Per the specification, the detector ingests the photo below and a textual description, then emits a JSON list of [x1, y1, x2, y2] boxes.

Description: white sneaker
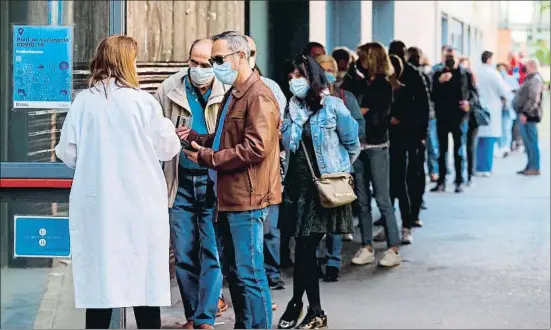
[[378, 249, 401, 267], [401, 229, 413, 245], [351, 247, 375, 265]]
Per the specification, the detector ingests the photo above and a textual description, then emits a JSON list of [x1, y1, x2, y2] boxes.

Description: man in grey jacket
[[513, 59, 544, 176]]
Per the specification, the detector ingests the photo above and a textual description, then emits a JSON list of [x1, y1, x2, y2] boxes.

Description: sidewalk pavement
[[125, 138, 550, 329]]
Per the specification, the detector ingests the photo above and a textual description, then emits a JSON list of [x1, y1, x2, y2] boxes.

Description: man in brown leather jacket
[[181, 31, 281, 329]]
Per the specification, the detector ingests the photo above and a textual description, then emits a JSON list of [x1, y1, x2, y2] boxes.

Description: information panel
[[12, 25, 73, 109], [14, 216, 70, 258]]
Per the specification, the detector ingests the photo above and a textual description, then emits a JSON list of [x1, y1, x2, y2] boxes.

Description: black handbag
[[472, 99, 491, 126]]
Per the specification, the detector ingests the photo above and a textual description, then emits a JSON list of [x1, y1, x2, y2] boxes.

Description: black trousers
[[436, 119, 466, 185], [389, 133, 412, 229], [292, 233, 325, 311], [407, 140, 426, 222], [85, 307, 161, 329], [466, 125, 479, 182]]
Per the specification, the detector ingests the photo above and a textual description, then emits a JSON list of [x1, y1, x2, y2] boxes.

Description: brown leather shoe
[[181, 320, 194, 329], [216, 297, 228, 317]]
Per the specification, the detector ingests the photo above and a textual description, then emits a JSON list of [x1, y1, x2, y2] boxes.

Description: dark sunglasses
[[209, 52, 239, 66]]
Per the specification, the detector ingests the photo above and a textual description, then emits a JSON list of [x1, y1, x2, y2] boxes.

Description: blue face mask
[[213, 61, 238, 85], [499, 69, 507, 77], [325, 72, 337, 85], [190, 67, 214, 86], [289, 77, 310, 98]]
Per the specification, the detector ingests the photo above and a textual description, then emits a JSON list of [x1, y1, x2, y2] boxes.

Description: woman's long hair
[[389, 54, 405, 90], [286, 54, 328, 112], [88, 35, 140, 96], [357, 42, 393, 79]]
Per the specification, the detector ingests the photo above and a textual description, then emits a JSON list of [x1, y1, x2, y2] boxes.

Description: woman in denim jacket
[[278, 55, 360, 330]]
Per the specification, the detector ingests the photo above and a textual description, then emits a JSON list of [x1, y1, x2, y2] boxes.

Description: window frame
[[0, 0, 125, 183]]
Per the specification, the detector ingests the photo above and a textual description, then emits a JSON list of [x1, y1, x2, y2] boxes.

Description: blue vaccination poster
[[14, 216, 71, 258], [12, 25, 73, 109]]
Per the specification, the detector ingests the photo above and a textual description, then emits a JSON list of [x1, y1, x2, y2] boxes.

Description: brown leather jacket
[[187, 71, 282, 212]]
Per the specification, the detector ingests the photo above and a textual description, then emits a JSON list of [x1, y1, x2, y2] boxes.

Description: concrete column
[[309, 1, 326, 45], [360, 0, 372, 44]]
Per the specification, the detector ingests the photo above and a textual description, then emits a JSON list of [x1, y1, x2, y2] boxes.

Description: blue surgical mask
[[213, 61, 238, 86], [499, 69, 507, 77], [190, 67, 214, 86], [289, 77, 310, 98], [325, 72, 337, 85]]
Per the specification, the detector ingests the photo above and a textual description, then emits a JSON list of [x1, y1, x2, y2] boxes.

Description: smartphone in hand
[[181, 139, 198, 151]]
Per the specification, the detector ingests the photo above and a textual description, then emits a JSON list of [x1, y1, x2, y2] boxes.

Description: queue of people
[[55, 31, 545, 330]]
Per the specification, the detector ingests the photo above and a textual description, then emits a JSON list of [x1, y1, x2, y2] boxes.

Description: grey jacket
[[513, 73, 544, 122]]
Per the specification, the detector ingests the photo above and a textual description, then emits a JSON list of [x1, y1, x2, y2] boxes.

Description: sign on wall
[[12, 25, 73, 109], [14, 216, 70, 258]]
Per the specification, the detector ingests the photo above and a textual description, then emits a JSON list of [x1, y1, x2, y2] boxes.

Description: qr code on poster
[[15, 56, 21, 62]]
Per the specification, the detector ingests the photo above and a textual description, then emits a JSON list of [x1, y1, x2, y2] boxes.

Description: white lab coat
[[55, 79, 181, 309], [476, 64, 512, 138]]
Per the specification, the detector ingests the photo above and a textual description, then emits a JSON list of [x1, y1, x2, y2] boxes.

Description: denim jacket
[[282, 95, 361, 176]]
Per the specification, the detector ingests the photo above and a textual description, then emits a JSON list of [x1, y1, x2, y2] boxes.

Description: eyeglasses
[[250, 50, 256, 57], [209, 52, 239, 66], [188, 59, 212, 69]]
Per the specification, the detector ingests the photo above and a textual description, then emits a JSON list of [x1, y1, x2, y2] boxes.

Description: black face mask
[[445, 55, 455, 70], [356, 61, 368, 76]]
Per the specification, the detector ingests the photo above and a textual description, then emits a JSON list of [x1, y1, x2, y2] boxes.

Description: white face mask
[[189, 67, 214, 87]]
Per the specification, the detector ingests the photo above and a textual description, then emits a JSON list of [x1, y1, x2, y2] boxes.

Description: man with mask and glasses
[[430, 46, 470, 193], [154, 38, 228, 329], [180, 31, 281, 329]]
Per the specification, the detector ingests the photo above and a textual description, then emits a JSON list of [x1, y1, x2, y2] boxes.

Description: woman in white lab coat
[[55, 35, 181, 329], [474, 51, 511, 176]]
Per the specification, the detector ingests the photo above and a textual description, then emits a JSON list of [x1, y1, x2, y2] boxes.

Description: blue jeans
[[499, 111, 514, 150], [427, 119, 439, 175], [219, 208, 272, 329], [170, 175, 222, 326], [357, 148, 401, 247], [520, 122, 540, 170], [476, 137, 498, 172], [316, 234, 343, 269], [264, 205, 281, 282]]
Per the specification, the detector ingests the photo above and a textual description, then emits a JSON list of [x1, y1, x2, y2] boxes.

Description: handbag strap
[[300, 140, 318, 182]]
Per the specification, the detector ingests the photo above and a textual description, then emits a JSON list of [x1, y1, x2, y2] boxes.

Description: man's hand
[[182, 141, 205, 164], [390, 117, 401, 125], [176, 126, 191, 141], [439, 72, 452, 83], [459, 100, 470, 112], [520, 114, 527, 124]]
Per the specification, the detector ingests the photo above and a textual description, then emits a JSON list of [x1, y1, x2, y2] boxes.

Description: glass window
[[0, 0, 110, 163], [466, 25, 471, 57], [126, 1, 245, 62], [441, 14, 448, 47], [450, 18, 464, 55]]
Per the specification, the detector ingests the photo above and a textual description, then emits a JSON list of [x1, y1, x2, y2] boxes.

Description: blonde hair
[[357, 42, 393, 78], [88, 35, 139, 94], [315, 55, 338, 72]]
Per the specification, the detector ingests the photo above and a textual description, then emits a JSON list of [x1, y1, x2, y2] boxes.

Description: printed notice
[[12, 25, 73, 109], [14, 216, 70, 258]]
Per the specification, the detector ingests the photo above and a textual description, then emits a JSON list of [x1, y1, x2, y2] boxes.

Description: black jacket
[[390, 63, 431, 141], [432, 66, 470, 122], [360, 76, 393, 145]]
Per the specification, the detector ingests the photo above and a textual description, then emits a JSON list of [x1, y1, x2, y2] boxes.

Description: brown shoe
[[216, 297, 228, 317], [180, 320, 194, 329], [523, 169, 541, 176], [197, 324, 214, 329]]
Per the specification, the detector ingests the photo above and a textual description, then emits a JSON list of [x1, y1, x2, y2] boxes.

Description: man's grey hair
[[211, 31, 251, 58], [526, 58, 540, 70]]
